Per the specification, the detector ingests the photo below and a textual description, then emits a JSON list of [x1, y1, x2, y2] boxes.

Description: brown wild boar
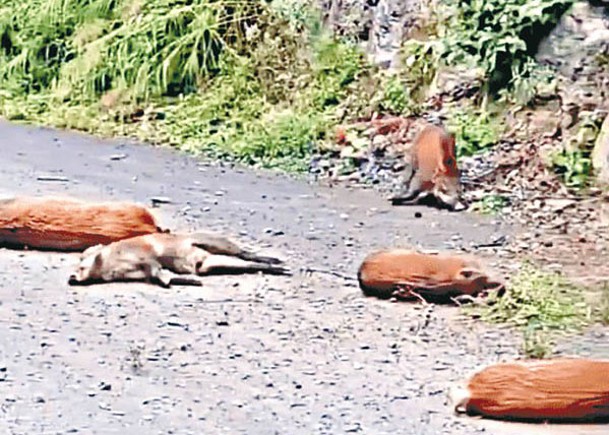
[[390, 124, 466, 211], [449, 358, 609, 422], [357, 249, 503, 303], [0, 196, 164, 251], [68, 232, 290, 288]]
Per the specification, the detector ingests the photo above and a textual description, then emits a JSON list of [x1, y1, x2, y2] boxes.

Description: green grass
[[474, 194, 510, 215], [521, 325, 555, 359], [0, 0, 394, 170], [596, 284, 609, 326], [465, 262, 596, 358], [446, 107, 501, 158], [549, 112, 604, 189]]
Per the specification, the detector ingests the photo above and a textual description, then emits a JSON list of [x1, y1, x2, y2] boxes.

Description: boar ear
[[82, 243, 104, 257], [93, 252, 103, 269], [458, 268, 478, 279], [448, 383, 470, 415]]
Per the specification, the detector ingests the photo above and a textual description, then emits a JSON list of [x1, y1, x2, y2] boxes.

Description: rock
[[429, 65, 484, 98], [318, 159, 332, 169], [319, 0, 426, 70], [150, 196, 172, 206], [340, 145, 356, 159], [371, 134, 390, 152], [36, 174, 69, 182], [600, 196, 609, 225], [544, 198, 577, 212], [109, 153, 128, 161], [536, 77, 559, 100], [592, 115, 609, 185]]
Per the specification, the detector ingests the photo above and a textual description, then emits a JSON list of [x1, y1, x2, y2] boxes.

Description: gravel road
[[1, 120, 607, 435]]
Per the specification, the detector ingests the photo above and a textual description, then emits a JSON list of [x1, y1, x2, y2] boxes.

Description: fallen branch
[[301, 267, 357, 282]]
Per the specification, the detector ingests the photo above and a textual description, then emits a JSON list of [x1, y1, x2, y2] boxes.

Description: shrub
[[438, 0, 574, 96]]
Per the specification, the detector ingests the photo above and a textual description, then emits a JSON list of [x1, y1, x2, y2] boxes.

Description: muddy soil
[[0, 120, 607, 435]]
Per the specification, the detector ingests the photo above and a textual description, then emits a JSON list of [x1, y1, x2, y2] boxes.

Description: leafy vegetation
[[550, 148, 592, 189], [396, 39, 439, 108], [379, 75, 411, 116], [2, 0, 247, 99], [476, 263, 592, 331], [446, 107, 500, 158], [0, 0, 390, 169], [475, 194, 510, 215], [549, 111, 605, 188], [438, 0, 574, 97], [521, 324, 554, 359], [465, 262, 601, 358]]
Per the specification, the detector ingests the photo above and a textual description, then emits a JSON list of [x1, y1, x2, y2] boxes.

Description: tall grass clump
[[1, 0, 266, 100]]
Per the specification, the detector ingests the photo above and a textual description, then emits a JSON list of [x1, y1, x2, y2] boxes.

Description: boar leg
[[197, 254, 291, 276], [190, 232, 284, 265], [390, 174, 428, 205], [434, 188, 467, 212]]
